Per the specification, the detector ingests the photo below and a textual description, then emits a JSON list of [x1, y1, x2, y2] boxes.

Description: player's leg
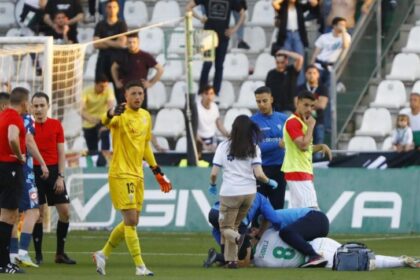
[[54, 203, 76, 264], [18, 208, 39, 267], [375, 255, 405, 269], [9, 217, 20, 264], [287, 181, 319, 209], [32, 165, 48, 265]]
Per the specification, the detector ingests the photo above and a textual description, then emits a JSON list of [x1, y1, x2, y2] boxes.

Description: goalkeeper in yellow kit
[[93, 80, 172, 276]]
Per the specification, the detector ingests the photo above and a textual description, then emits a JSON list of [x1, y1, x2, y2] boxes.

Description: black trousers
[[83, 124, 110, 153], [279, 211, 329, 258], [258, 165, 287, 209]]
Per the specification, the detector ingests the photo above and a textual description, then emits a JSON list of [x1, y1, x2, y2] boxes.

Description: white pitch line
[[334, 235, 420, 241], [35, 251, 207, 257]]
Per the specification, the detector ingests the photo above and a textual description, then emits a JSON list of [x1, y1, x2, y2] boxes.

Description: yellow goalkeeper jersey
[[102, 107, 153, 179]]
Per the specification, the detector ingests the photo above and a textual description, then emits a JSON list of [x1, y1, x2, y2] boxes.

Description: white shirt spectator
[[400, 108, 420, 131], [391, 127, 413, 146], [212, 140, 261, 196], [197, 100, 220, 139], [25, 0, 40, 8], [287, 7, 298, 31], [314, 32, 352, 64]]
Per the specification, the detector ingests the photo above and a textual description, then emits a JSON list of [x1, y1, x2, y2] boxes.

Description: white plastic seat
[[139, 28, 164, 55], [156, 54, 183, 81], [381, 136, 393, 151], [84, 53, 97, 81], [223, 108, 252, 133], [168, 27, 185, 54], [166, 81, 198, 109], [77, 27, 94, 54], [386, 53, 420, 81], [192, 60, 214, 81], [370, 80, 407, 109], [219, 81, 235, 109], [150, 0, 181, 26], [412, 80, 420, 93], [175, 136, 187, 152], [0, 3, 15, 27], [72, 136, 87, 151], [6, 28, 22, 37], [147, 81, 167, 110], [223, 53, 249, 80], [152, 136, 170, 152], [347, 136, 377, 152], [62, 109, 82, 138], [153, 108, 185, 138], [250, 53, 275, 80], [238, 26, 266, 52], [0, 56, 15, 82], [402, 26, 420, 53], [124, 1, 148, 27], [233, 81, 264, 109], [250, 0, 275, 27], [355, 108, 392, 137]]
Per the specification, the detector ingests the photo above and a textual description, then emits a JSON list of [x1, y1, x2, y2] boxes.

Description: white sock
[[18, 249, 28, 256], [375, 255, 404, 268], [10, 253, 18, 264]]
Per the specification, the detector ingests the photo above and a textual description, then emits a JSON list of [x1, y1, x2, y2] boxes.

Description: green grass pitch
[[4, 231, 420, 280]]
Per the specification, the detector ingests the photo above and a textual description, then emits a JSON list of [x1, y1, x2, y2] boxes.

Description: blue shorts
[[19, 166, 39, 212]]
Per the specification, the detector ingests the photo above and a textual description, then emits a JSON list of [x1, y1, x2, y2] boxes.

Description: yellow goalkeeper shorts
[[108, 176, 144, 211]]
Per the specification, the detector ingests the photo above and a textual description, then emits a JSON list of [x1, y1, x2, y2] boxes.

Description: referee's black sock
[[0, 221, 13, 267], [56, 221, 69, 255], [33, 222, 43, 257]]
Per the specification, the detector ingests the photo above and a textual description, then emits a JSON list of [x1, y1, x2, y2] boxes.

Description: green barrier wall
[[66, 167, 420, 233]]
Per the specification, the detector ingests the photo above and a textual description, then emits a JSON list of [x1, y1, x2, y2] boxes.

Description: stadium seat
[[150, 0, 181, 26], [166, 81, 198, 109], [72, 136, 87, 151], [124, 1, 148, 27], [139, 28, 164, 55], [402, 26, 420, 53], [370, 80, 407, 109], [250, 0, 275, 27], [168, 27, 185, 54], [223, 108, 252, 133], [386, 53, 420, 81], [412, 80, 420, 93], [0, 56, 15, 82], [84, 53, 98, 81], [381, 136, 393, 151], [233, 80, 264, 109], [237, 26, 266, 53], [355, 108, 392, 137], [77, 27, 94, 54], [153, 108, 186, 138], [192, 6, 204, 27], [156, 54, 183, 81], [62, 109, 82, 138], [219, 81, 235, 109], [347, 136, 377, 152], [6, 28, 22, 37], [192, 60, 215, 81], [147, 81, 167, 110], [0, 2, 15, 27], [250, 53, 276, 80], [152, 136, 170, 152], [223, 53, 249, 81], [175, 136, 187, 153]]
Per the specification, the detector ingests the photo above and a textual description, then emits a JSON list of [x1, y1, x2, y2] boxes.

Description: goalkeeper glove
[[208, 183, 217, 196], [150, 166, 172, 193], [267, 179, 278, 189], [114, 103, 126, 116]]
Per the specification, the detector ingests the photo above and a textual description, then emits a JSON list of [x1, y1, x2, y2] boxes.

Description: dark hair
[[305, 64, 319, 72], [10, 87, 29, 105], [254, 86, 271, 95], [95, 73, 109, 83], [229, 115, 260, 160], [332, 17, 346, 26], [0, 92, 10, 101], [53, 11, 67, 20], [201, 85, 215, 94], [297, 90, 316, 101], [31, 91, 50, 104], [127, 32, 139, 39], [124, 80, 144, 91], [106, 0, 118, 5]]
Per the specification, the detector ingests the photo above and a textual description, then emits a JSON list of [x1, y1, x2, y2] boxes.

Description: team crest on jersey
[[227, 154, 234, 161], [277, 124, 282, 130]]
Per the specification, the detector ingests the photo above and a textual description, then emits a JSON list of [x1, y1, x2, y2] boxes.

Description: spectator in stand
[[296, 65, 328, 159], [43, 0, 84, 42], [98, 0, 126, 20], [325, 0, 373, 33], [111, 33, 164, 106], [391, 114, 414, 152], [93, 0, 128, 100], [235, 1, 250, 49], [271, 0, 319, 84], [81, 74, 116, 155], [46, 12, 78, 44], [400, 92, 420, 149], [251, 86, 288, 209], [20, 0, 48, 34], [196, 86, 229, 151], [265, 49, 303, 115], [186, 0, 246, 95]]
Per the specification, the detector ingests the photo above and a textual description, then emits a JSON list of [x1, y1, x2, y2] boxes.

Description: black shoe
[[55, 253, 77, 265], [238, 41, 250, 50], [35, 253, 43, 265], [203, 248, 217, 268], [0, 263, 25, 274]]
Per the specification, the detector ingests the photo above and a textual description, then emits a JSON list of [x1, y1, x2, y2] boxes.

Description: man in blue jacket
[[251, 86, 288, 209]]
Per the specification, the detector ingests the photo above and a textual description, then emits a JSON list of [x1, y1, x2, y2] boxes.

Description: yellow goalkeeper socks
[[124, 225, 144, 266], [102, 221, 125, 257]]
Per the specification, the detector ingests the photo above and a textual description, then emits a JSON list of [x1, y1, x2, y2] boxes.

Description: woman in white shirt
[[209, 115, 278, 268]]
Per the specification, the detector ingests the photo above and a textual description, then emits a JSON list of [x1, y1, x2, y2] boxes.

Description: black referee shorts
[[34, 164, 70, 206], [0, 162, 24, 210]]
